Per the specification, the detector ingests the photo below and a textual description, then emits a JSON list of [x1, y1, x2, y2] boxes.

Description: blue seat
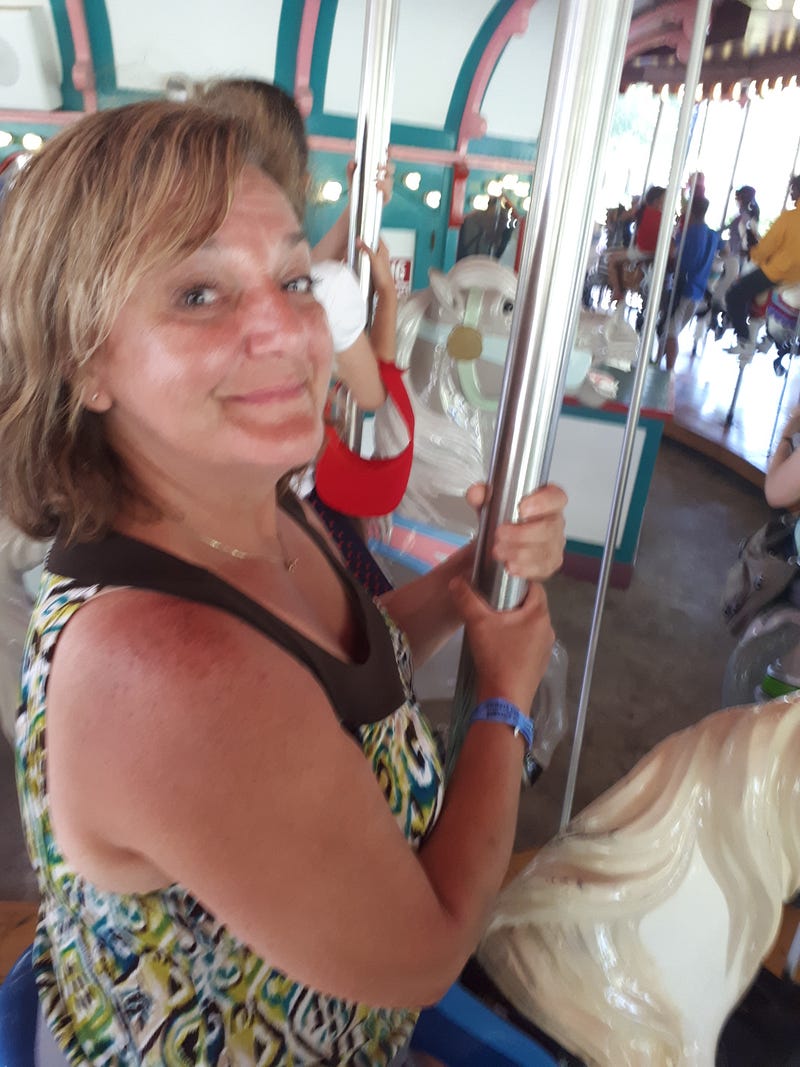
[[0, 945, 37, 1066], [410, 982, 559, 1067]]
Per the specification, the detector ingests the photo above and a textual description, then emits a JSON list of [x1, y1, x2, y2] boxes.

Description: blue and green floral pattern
[[16, 569, 445, 1065]]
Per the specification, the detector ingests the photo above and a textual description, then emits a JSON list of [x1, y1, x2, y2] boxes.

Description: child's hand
[[345, 160, 394, 205], [376, 161, 394, 205], [357, 239, 395, 298], [466, 483, 567, 581]]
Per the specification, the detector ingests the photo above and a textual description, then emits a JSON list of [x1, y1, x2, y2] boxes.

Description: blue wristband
[[470, 698, 534, 752]]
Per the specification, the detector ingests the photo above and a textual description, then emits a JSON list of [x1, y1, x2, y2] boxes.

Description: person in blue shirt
[[662, 195, 719, 370]]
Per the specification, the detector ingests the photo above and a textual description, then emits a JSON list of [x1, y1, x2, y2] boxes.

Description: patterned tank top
[[15, 501, 445, 1065]]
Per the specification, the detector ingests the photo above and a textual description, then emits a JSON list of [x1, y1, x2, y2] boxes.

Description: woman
[[606, 185, 665, 304], [200, 78, 396, 412], [725, 174, 800, 360], [0, 101, 566, 1065]]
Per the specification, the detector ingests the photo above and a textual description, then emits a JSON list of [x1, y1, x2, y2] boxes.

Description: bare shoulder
[[48, 586, 318, 741], [45, 585, 354, 886], [51, 587, 250, 705]]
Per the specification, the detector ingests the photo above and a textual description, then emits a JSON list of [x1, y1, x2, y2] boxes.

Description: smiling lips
[[225, 381, 309, 404]]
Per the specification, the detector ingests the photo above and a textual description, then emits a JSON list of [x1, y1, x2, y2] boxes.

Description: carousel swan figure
[[477, 696, 800, 1067], [384, 254, 520, 537], [378, 255, 623, 539]]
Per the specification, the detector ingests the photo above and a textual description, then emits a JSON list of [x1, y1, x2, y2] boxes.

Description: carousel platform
[[665, 323, 796, 486]]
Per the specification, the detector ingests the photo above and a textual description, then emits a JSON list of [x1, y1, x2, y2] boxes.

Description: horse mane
[[478, 699, 800, 1065]]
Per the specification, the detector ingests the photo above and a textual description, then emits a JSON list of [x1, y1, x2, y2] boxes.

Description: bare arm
[[312, 206, 350, 263], [333, 241, 398, 410], [380, 483, 567, 665], [361, 239, 397, 365], [335, 334, 386, 410], [46, 579, 552, 1009], [765, 406, 800, 509], [311, 161, 394, 265]]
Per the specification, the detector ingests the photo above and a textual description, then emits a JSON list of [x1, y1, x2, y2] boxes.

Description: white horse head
[[478, 698, 800, 1067]]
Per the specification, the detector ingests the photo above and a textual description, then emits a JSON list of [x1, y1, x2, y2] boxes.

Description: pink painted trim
[[309, 134, 356, 154], [308, 134, 535, 174], [0, 109, 83, 127], [294, 0, 321, 118], [65, 0, 97, 112], [456, 0, 535, 156]]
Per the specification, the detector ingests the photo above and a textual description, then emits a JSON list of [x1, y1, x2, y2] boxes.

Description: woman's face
[[92, 166, 332, 486]]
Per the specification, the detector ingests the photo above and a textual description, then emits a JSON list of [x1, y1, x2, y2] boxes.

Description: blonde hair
[[0, 99, 295, 541]]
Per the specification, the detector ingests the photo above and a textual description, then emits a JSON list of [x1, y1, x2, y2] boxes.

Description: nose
[[239, 280, 308, 359]]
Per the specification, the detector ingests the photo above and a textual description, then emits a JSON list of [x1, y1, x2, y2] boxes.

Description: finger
[[494, 515, 566, 557], [516, 483, 568, 521], [496, 551, 564, 581], [493, 526, 565, 578], [466, 483, 488, 511]]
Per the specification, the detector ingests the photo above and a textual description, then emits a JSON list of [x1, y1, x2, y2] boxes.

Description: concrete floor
[[0, 436, 770, 900], [515, 435, 769, 847]]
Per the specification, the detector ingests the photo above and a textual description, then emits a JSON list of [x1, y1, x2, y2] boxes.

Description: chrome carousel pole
[[640, 91, 666, 202], [784, 131, 800, 211], [560, 0, 715, 827], [446, 0, 635, 770], [768, 306, 800, 456], [719, 92, 752, 232], [342, 0, 400, 451], [659, 97, 709, 363], [724, 115, 799, 427], [717, 91, 754, 420]]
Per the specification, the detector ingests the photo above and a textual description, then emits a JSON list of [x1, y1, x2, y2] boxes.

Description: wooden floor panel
[[666, 327, 798, 485]]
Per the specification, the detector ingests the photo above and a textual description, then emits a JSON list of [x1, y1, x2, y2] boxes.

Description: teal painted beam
[[83, 0, 117, 95], [274, 0, 306, 93], [47, 1, 82, 111], [444, 1, 514, 138]]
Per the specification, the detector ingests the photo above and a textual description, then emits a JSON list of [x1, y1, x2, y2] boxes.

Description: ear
[[79, 371, 112, 414]]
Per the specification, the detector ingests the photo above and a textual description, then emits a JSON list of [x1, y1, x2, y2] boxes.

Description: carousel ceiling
[[0, 0, 797, 149], [624, 0, 800, 95]]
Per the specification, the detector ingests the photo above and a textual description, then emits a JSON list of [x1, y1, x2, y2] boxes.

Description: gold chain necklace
[[195, 531, 299, 572]]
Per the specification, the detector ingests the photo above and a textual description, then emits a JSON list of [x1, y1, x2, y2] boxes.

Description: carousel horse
[[477, 697, 800, 1067], [0, 518, 46, 745], [762, 283, 800, 376]]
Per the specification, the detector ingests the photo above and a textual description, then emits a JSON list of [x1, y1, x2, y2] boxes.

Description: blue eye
[[284, 275, 315, 294], [181, 286, 217, 308]]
